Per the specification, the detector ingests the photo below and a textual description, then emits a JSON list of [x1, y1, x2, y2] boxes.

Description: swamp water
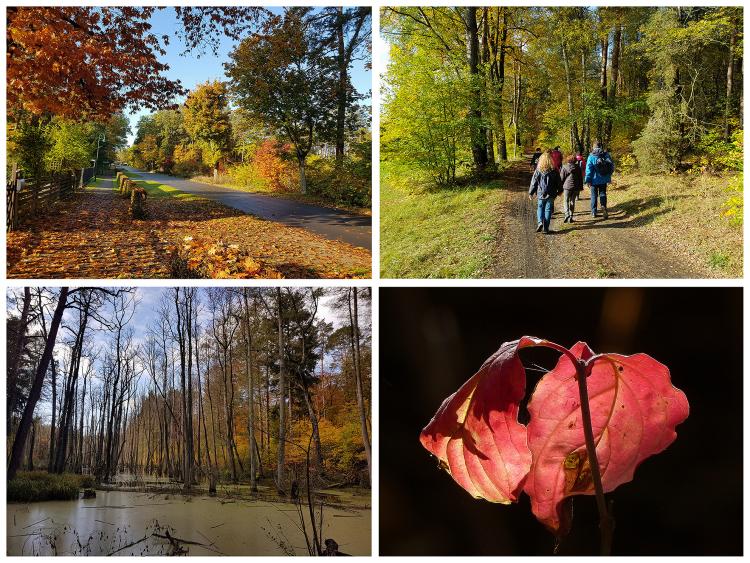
[[7, 489, 371, 556]]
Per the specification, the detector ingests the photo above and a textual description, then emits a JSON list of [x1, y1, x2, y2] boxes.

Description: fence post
[[6, 163, 19, 231]]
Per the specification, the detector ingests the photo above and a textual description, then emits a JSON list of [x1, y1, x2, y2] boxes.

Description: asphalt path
[[122, 166, 372, 250]]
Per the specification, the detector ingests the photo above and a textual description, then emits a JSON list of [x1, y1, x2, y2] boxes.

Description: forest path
[[121, 166, 372, 250], [492, 156, 698, 278]]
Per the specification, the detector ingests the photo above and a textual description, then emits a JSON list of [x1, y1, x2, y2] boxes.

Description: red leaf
[[421, 336, 690, 537], [524, 342, 690, 534], [419, 337, 540, 504]]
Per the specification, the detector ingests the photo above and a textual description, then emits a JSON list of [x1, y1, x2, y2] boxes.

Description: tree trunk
[[335, 7, 347, 163], [725, 24, 736, 138], [604, 22, 621, 147], [297, 155, 307, 194], [496, 8, 508, 161], [562, 42, 582, 153], [481, 8, 495, 167], [48, 358, 57, 473], [8, 287, 69, 481], [8, 287, 31, 427], [466, 7, 488, 172], [243, 290, 258, 492], [597, 34, 609, 144], [276, 288, 287, 492], [27, 419, 36, 471], [349, 288, 371, 485]]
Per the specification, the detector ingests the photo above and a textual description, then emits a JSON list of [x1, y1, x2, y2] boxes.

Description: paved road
[[122, 166, 372, 250]]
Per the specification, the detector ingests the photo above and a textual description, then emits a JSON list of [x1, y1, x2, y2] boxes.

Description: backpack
[[538, 170, 558, 198], [594, 153, 614, 176]]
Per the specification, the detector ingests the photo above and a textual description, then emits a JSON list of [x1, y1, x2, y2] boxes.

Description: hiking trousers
[[563, 190, 578, 219], [590, 184, 608, 213]]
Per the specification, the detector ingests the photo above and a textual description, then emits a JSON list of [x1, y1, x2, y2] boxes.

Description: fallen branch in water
[[107, 534, 150, 556], [154, 531, 224, 555], [106, 530, 224, 556], [23, 517, 50, 529]]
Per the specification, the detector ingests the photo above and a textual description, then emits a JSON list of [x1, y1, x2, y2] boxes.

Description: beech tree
[[226, 8, 337, 193], [7, 7, 264, 120], [182, 81, 232, 181]]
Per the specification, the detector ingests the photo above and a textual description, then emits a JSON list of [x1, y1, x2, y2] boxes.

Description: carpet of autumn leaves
[[6, 181, 372, 279]]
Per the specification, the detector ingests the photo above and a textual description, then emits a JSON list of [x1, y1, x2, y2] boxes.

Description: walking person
[[575, 150, 585, 169], [529, 147, 543, 172], [585, 142, 615, 219], [550, 146, 563, 171], [560, 154, 583, 222], [528, 150, 562, 234]]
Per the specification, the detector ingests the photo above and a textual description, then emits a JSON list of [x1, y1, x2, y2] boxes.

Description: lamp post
[[93, 133, 106, 180]]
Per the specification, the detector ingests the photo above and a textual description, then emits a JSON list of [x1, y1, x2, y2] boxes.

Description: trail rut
[[493, 156, 698, 279]]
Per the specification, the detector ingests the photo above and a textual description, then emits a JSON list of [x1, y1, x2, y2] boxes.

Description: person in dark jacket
[[585, 142, 615, 219], [528, 150, 562, 233], [529, 148, 542, 172], [560, 154, 583, 222], [551, 146, 563, 171]]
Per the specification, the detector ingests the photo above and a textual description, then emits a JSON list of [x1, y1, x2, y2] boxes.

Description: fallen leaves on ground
[[173, 237, 283, 279], [7, 181, 372, 279]]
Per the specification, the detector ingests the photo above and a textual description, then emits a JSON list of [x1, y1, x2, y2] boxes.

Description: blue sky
[[124, 8, 372, 144], [8, 287, 368, 423]]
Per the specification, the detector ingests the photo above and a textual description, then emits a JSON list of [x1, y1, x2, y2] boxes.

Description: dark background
[[379, 287, 742, 556]]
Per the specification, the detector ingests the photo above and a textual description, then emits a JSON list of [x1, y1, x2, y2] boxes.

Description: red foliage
[[421, 336, 689, 537]]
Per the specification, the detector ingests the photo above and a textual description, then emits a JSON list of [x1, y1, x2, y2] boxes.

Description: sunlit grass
[[380, 163, 504, 278], [609, 170, 743, 277]]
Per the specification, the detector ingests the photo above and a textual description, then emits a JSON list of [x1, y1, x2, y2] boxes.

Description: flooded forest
[[7, 287, 372, 555]]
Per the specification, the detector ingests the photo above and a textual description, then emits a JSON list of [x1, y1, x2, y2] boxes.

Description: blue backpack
[[594, 153, 615, 176]]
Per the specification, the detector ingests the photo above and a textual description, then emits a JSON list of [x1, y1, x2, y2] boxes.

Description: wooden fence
[[6, 166, 94, 231]]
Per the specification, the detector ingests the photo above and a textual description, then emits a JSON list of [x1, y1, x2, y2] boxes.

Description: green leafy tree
[[182, 81, 232, 180], [226, 8, 338, 193]]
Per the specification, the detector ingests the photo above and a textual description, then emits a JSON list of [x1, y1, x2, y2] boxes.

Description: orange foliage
[[173, 236, 284, 279], [252, 139, 296, 191], [7, 7, 182, 119]]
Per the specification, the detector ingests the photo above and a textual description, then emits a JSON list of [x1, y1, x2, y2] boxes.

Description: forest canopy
[[6, 7, 372, 208], [381, 6, 743, 182], [7, 287, 372, 492]]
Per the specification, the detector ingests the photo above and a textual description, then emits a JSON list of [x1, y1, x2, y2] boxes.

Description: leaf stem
[[575, 358, 614, 555]]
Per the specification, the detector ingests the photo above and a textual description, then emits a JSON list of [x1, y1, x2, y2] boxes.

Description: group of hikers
[[528, 143, 615, 234]]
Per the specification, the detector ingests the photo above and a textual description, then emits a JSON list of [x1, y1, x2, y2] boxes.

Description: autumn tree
[[7, 7, 265, 121], [8, 287, 69, 481], [7, 7, 262, 178], [226, 8, 338, 193], [314, 8, 372, 163], [183, 81, 233, 181]]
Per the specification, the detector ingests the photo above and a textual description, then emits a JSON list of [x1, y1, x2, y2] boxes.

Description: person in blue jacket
[[585, 142, 615, 219]]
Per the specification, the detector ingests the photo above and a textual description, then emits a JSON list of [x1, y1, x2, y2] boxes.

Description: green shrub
[[8, 471, 89, 502], [632, 90, 682, 173], [723, 172, 743, 227], [697, 129, 743, 172], [708, 250, 730, 270], [306, 149, 372, 209], [227, 162, 263, 189]]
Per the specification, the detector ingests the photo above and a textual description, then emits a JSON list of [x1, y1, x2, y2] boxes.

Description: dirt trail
[[493, 156, 698, 278]]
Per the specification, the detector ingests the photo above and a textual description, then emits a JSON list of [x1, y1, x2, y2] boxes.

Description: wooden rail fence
[[6, 166, 94, 231]]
